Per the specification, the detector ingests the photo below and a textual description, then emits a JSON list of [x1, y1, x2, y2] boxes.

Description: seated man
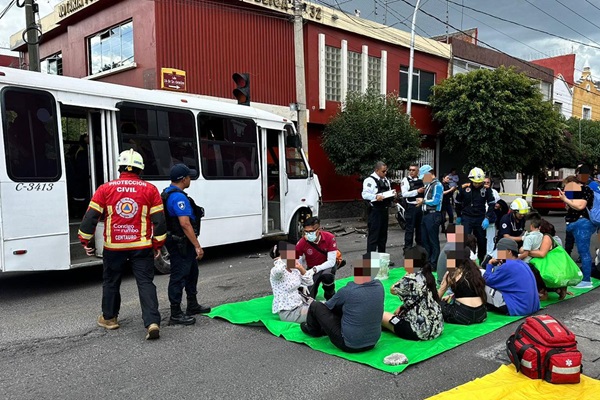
[[296, 217, 339, 300], [300, 254, 384, 353], [483, 238, 540, 316]]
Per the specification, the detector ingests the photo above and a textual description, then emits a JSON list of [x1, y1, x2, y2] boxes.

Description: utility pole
[[406, 0, 421, 117], [293, 0, 308, 154], [24, 0, 40, 72]]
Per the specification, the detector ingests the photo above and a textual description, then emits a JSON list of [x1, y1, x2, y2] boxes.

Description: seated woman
[[269, 241, 314, 323], [528, 219, 572, 301], [437, 247, 487, 325], [382, 246, 444, 341]]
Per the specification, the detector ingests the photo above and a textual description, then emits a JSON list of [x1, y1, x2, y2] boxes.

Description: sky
[[2, 0, 600, 80]]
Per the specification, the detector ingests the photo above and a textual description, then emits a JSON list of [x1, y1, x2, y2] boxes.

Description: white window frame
[[87, 20, 134, 76], [40, 52, 62, 75], [324, 45, 342, 102], [583, 106, 592, 120]]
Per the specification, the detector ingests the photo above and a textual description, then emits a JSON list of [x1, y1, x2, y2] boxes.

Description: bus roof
[[0, 67, 290, 124]]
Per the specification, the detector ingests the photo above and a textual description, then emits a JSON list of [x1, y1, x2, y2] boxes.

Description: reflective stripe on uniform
[[154, 233, 167, 242], [88, 201, 103, 213], [104, 239, 152, 249], [140, 205, 148, 239], [150, 204, 163, 214], [78, 230, 93, 240], [105, 206, 113, 244]]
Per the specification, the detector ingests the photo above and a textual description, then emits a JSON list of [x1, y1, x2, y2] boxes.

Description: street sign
[[160, 68, 186, 91]]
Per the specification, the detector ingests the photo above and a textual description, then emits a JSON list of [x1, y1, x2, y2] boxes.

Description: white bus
[[0, 67, 321, 272]]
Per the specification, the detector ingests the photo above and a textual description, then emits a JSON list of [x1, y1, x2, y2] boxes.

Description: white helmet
[[510, 198, 530, 215], [468, 167, 485, 183], [118, 149, 144, 170]]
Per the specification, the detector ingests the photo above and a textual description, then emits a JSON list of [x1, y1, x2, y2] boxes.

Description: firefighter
[[162, 164, 211, 326], [455, 167, 496, 262], [78, 149, 167, 340]]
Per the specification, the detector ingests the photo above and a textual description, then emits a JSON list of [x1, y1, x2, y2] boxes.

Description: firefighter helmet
[[510, 198, 530, 215], [468, 167, 485, 183], [118, 149, 145, 170]]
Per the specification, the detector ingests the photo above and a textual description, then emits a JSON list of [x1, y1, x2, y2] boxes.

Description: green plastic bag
[[529, 240, 583, 288]]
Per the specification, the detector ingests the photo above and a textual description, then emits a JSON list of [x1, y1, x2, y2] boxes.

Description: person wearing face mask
[[362, 161, 395, 256], [296, 217, 339, 300]]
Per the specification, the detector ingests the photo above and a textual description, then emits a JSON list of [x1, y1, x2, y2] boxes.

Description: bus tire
[[288, 209, 310, 244], [154, 247, 171, 274]]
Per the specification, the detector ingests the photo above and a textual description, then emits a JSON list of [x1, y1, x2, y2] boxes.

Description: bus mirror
[[286, 135, 301, 148], [309, 169, 314, 178]]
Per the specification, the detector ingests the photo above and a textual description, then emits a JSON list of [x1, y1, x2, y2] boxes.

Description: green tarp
[[207, 268, 599, 374]]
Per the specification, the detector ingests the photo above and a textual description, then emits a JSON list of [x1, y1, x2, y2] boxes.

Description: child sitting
[[519, 213, 543, 263]]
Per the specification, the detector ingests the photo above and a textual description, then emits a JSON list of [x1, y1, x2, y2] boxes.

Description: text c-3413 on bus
[[15, 183, 54, 191]]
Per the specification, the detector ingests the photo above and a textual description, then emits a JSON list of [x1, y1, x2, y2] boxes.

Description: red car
[[532, 179, 564, 215]]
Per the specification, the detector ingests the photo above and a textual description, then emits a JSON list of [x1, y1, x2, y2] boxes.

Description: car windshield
[[538, 181, 562, 191]]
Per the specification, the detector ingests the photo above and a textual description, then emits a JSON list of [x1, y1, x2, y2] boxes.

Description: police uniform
[[421, 177, 444, 265], [455, 183, 496, 262], [362, 172, 392, 252], [401, 175, 424, 249]]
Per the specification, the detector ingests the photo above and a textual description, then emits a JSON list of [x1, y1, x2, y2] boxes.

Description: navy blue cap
[[170, 164, 197, 181]]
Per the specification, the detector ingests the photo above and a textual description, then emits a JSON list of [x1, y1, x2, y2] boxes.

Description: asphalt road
[[0, 213, 598, 400]]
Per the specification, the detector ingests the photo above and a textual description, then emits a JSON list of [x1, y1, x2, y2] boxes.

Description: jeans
[[441, 202, 454, 232], [462, 215, 486, 263], [367, 206, 389, 252], [102, 248, 161, 328], [566, 218, 596, 282], [421, 211, 442, 265], [404, 204, 423, 248], [166, 240, 200, 306]]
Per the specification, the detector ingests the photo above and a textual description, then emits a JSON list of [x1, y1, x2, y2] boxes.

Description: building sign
[[161, 68, 187, 92], [250, 0, 322, 21], [58, 0, 97, 19]]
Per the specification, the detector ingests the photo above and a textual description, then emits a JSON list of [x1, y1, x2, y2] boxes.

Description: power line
[[553, 0, 600, 33], [585, 0, 600, 13]]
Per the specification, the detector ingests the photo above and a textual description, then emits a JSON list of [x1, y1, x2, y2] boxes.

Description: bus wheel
[[288, 209, 310, 243], [154, 247, 171, 274]]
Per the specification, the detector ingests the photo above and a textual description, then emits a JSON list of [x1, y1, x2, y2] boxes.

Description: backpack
[[506, 315, 582, 384], [587, 181, 600, 227]]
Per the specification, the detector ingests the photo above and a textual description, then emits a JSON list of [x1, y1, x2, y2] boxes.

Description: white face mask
[[305, 231, 318, 242]]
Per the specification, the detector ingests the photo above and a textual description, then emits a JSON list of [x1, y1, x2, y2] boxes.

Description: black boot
[[169, 304, 196, 325], [186, 296, 211, 315]]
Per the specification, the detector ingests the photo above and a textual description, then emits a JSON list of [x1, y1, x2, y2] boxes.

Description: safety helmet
[[117, 149, 145, 170], [468, 167, 485, 183], [510, 198, 530, 215]]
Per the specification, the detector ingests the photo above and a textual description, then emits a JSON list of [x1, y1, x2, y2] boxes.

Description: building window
[[368, 56, 381, 90], [553, 102, 562, 114], [583, 106, 591, 120], [400, 66, 435, 102], [41, 53, 62, 75], [325, 46, 341, 101], [88, 20, 134, 75], [347, 51, 362, 93]]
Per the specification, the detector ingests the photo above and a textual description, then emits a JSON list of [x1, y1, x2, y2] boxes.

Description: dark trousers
[[102, 248, 160, 328], [166, 240, 199, 305], [305, 301, 374, 353], [462, 215, 486, 262], [441, 202, 454, 232], [404, 204, 423, 249], [565, 229, 575, 256], [421, 211, 442, 265], [309, 269, 336, 300], [367, 206, 389, 252]]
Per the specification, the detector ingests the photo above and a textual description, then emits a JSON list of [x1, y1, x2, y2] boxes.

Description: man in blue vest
[[163, 164, 211, 326]]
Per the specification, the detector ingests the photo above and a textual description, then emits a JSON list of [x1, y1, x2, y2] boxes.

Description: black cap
[[170, 164, 197, 181]]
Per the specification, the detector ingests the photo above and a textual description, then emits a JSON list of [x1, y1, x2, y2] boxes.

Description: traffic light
[[232, 72, 250, 106]]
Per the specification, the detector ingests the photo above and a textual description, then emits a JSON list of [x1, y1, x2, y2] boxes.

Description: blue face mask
[[305, 231, 318, 242]]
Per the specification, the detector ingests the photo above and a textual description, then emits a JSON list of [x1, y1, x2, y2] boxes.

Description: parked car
[[532, 179, 564, 215]]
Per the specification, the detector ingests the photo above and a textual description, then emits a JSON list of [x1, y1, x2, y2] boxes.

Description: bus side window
[[2, 88, 60, 181]]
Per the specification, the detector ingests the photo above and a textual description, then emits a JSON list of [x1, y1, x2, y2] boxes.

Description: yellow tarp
[[427, 364, 600, 400]]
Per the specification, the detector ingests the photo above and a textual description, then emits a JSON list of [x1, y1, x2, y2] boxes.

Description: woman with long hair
[[382, 246, 443, 341], [437, 247, 487, 325]]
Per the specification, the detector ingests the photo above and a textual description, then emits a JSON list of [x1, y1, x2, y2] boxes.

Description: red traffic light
[[232, 72, 250, 106]]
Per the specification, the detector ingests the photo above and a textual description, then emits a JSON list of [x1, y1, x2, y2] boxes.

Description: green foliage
[[430, 66, 566, 182], [565, 118, 600, 166], [321, 89, 422, 177]]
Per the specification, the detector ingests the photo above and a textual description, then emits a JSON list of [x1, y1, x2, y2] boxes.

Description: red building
[[11, 0, 450, 204]]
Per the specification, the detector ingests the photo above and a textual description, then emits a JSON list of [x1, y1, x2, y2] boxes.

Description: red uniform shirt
[[78, 172, 166, 250], [296, 230, 337, 268]]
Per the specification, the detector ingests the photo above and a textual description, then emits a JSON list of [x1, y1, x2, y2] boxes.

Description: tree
[[430, 66, 566, 193], [321, 88, 422, 178], [565, 118, 600, 167]]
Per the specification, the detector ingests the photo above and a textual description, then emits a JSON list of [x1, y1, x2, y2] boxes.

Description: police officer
[[401, 163, 425, 250], [455, 167, 496, 262], [78, 149, 166, 340], [418, 166, 444, 265], [362, 161, 394, 254], [163, 164, 211, 326]]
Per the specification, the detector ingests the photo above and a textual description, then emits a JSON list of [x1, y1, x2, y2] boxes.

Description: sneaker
[[573, 281, 593, 289], [97, 315, 119, 330], [145, 323, 160, 340]]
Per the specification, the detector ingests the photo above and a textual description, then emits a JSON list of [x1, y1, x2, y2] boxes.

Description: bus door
[[0, 87, 69, 271], [59, 105, 110, 266], [263, 128, 284, 234]]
